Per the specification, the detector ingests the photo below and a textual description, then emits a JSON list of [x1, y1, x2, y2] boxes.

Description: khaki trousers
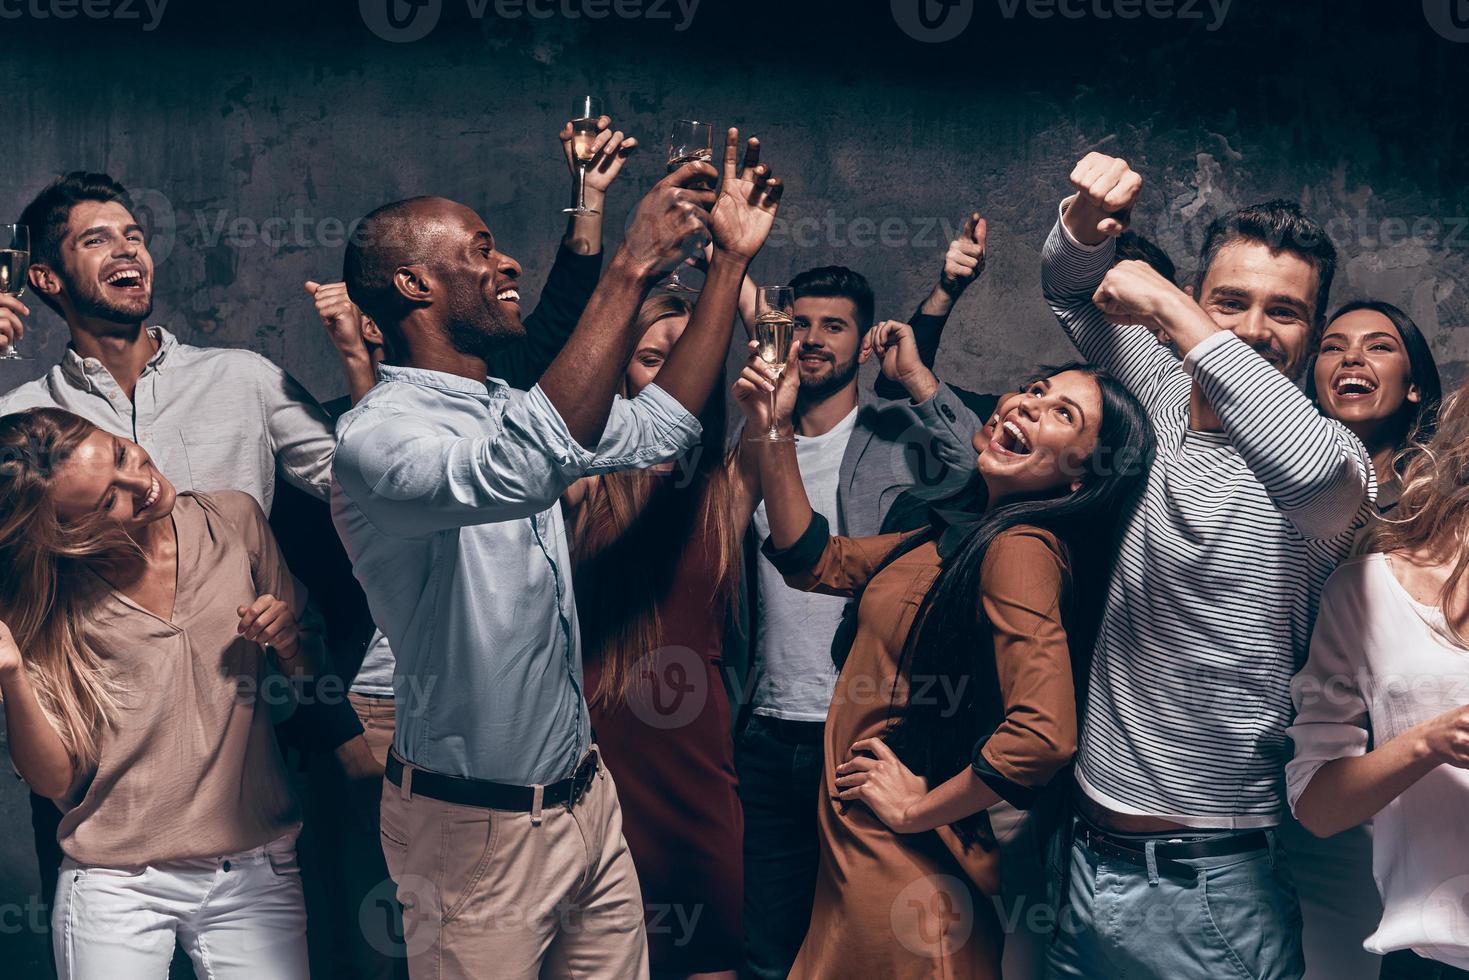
[[379, 748, 649, 980]]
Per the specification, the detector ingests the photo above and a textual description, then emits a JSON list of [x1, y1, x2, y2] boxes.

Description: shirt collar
[[59, 325, 176, 391], [376, 363, 500, 397]]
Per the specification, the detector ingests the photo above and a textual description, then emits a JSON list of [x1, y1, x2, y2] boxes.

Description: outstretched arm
[[558, 114, 638, 258], [538, 161, 717, 447], [733, 347, 913, 597]]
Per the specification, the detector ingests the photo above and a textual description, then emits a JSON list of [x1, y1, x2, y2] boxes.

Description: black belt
[[386, 751, 598, 812], [1075, 818, 1270, 880], [754, 715, 825, 745]]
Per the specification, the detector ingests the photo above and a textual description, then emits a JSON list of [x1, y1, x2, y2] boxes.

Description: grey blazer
[[834, 378, 993, 537], [727, 373, 996, 729]]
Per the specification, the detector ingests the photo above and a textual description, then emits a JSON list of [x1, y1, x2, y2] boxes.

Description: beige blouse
[[56, 491, 310, 867]]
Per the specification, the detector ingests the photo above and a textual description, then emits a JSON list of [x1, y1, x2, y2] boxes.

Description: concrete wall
[[1, 0, 1466, 974]]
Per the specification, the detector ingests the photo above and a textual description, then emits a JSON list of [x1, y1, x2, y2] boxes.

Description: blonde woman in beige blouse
[[0, 407, 323, 980]]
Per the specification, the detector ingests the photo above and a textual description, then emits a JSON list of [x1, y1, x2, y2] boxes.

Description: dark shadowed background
[[2, 0, 1467, 973]]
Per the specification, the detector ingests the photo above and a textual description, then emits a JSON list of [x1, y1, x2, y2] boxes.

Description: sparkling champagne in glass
[[563, 96, 604, 217], [749, 286, 797, 443], [663, 119, 714, 292], [0, 224, 30, 360]]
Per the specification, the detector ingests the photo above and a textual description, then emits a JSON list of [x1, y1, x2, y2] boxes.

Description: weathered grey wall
[[1, 0, 1467, 973]]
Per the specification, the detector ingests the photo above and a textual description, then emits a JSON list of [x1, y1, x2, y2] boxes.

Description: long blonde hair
[[1377, 382, 1469, 644], [0, 408, 138, 768], [569, 294, 742, 707]]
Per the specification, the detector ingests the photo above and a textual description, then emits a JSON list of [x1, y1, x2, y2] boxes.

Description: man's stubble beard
[[59, 268, 153, 327], [444, 285, 523, 362], [797, 352, 861, 404]]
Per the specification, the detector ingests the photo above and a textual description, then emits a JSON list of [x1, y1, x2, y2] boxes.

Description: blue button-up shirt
[[331, 365, 701, 784]]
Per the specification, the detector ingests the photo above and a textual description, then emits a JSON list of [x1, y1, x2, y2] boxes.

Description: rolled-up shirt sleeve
[[334, 383, 593, 537], [583, 382, 703, 474], [257, 355, 337, 502], [1286, 571, 1371, 813]]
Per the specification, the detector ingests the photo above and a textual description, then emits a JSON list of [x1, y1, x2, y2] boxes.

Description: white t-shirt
[[1287, 553, 1469, 968], [750, 407, 858, 722], [350, 629, 396, 697]]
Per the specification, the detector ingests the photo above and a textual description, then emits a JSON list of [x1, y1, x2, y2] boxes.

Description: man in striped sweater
[[1042, 154, 1374, 980]]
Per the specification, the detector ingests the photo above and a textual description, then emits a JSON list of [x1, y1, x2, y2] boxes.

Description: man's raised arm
[[1042, 153, 1179, 411], [537, 161, 717, 448]]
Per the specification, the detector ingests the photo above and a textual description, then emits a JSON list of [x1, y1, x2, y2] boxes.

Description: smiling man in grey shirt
[[0, 182, 341, 508]]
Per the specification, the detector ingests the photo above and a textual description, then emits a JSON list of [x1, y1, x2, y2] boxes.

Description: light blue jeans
[[1045, 823, 1305, 980]]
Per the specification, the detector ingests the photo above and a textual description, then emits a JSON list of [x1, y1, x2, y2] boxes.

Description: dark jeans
[[1383, 950, 1469, 980], [735, 713, 825, 980]]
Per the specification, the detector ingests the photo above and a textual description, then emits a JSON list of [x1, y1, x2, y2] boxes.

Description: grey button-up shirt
[[331, 365, 701, 784], [0, 326, 335, 511]]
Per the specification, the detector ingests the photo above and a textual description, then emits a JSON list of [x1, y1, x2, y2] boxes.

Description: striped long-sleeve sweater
[[1043, 210, 1375, 827]]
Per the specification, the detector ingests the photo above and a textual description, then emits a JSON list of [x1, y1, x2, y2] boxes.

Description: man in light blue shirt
[[332, 133, 783, 979]]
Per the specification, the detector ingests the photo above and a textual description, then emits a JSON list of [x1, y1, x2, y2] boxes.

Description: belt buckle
[[566, 754, 596, 811]]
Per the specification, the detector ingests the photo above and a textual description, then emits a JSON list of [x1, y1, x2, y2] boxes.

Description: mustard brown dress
[[766, 518, 1078, 980]]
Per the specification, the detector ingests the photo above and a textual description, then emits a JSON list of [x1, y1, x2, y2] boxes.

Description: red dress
[[575, 478, 743, 974]]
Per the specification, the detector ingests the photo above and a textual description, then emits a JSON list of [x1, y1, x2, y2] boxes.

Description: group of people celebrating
[[0, 110, 1462, 980]]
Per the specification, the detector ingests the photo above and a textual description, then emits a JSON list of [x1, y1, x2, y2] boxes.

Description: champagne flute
[[748, 286, 797, 443], [664, 119, 714, 292], [563, 96, 604, 217], [0, 224, 30, 361]]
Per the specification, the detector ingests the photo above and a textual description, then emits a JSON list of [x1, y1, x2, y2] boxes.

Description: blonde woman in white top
[[1289, 381, 1469, 979]]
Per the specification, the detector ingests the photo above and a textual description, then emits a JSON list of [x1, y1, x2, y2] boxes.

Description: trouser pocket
[[1197, 850, 1304, 980]]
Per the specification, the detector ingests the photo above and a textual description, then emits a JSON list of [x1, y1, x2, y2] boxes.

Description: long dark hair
[[880, 364, 1155, 847], [1305, 300, 1443, 450]]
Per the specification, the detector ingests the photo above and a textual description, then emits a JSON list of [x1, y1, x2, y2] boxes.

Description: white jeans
[[52, 834, 309, 980]]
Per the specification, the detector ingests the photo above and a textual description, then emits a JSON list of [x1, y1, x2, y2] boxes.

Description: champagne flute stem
[[768, 384, 779, 438]]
